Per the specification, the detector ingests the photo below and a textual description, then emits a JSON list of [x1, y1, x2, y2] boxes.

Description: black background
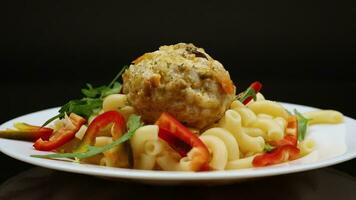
[[1, 0, 356, 183]]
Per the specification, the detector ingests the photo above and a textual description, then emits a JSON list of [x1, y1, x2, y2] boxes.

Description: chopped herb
[[32, 115, 143, 159], [264, 143, 275, 152], [285, 109, 293, 116], [81, 82, 122, 98], [237, 87, 257, 103], [294, 109, 309, 142], [236, 81, 262, 105]]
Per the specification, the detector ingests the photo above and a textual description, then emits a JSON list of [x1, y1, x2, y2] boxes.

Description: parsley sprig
[[32, 114, 142, 159], [42, 66, 128, 127]]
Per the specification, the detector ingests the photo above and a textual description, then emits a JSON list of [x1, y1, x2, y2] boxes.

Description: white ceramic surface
[[1, 103, 356, 185]]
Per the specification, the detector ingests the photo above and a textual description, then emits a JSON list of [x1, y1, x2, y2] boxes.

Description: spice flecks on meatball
[[122, 43, 236, 129]]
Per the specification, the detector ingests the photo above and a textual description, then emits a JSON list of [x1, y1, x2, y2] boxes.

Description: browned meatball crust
[[123, 43, 236, 129]]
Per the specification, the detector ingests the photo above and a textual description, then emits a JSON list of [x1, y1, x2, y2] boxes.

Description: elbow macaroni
[[251, 117, 284, 141], [130, 125, 161, 170], [199, 135, 228, 170], [248, 100, 289, 119], [201, 128, 239, 161], [85, 92, 344, 171], [302, 110, 344, 125], [220, 109, 265, 155]]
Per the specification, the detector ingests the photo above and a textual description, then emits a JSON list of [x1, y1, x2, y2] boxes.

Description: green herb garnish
[[285, 109, 293, 116], [81, 82, 122, 98], [294, 109, 309, 142], [32, 114, 142, 159], [264, 143, 275, 152], [42, 66, 128, 126], [236, 87, 257, 103]]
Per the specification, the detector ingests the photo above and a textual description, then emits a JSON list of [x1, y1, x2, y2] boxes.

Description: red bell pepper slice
[[76, 110, 126, 152], [33, 113, 86, 151], [237, 81, 263, 105], [252, 145, 300, 167], [0, 123, 53, 141], [155, 112, 210, 171], [158, 127, 192, 157], [270, 116, 298, 147]]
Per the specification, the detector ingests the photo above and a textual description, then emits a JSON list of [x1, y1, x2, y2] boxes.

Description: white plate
[[1, 103, 356, 185]]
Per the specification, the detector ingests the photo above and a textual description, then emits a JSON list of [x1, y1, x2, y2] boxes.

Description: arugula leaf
[[81, 82, 122, 98], [42, 98, 103, 127], [42, 66, 128, 126], [81, 83, 99, 98], [32, 115, 143, 160], [100, 82, 122, 97], [67, 98, 103, 118], [294, 109, 309, 142], [264, 143, 275, 152]]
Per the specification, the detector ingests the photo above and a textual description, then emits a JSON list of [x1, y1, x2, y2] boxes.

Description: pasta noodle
[[233, 107, 257, 127], [220, 109, 265, 154], [130, 125, 160, 169], [298, 138, 315, 157], [226, 155, 257, 170], [156, 152, 181, 171], [199, 135, 228, 170], [302, 110, 344, 125], [144, 140, 163, 156], [135, 154, 157, 170], [274, 117, 287, 131], [75, 125, 88, 140], [95, 136, 129, 167], [201, 127, 239, 160], [95, 136, 113, 147], [242, 127, 266, 138], [102, 94, 128, 112], [251, 117, 284, 141], [248, 100, 289, 119], [257, 113, 273, 119], [246, 93, 266, 106], [230, 100, 245, 110], [119, 106, 136, 120]]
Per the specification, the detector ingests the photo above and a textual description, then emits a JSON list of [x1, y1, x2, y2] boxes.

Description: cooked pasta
[[226, 155, 257, 170], [274, 117, 287, 131], [303, 110, 344, 125], [220, 109, 265, 154], [156, 151, 181, 171], [233, 106, 257, 127], [248, 100, 289, 119], [298, 138, 315, 157], [201, 127, 239, 160], [242, 127, 266, 138], [29, 93, 345, 172], [251, 117, 284, 141], [130, 125, 160, 169], [102, 94, 128, 112], [199, 135, 228, 170]]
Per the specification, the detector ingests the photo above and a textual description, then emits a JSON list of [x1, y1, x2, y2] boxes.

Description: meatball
[[122, 43, 236, 129]]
